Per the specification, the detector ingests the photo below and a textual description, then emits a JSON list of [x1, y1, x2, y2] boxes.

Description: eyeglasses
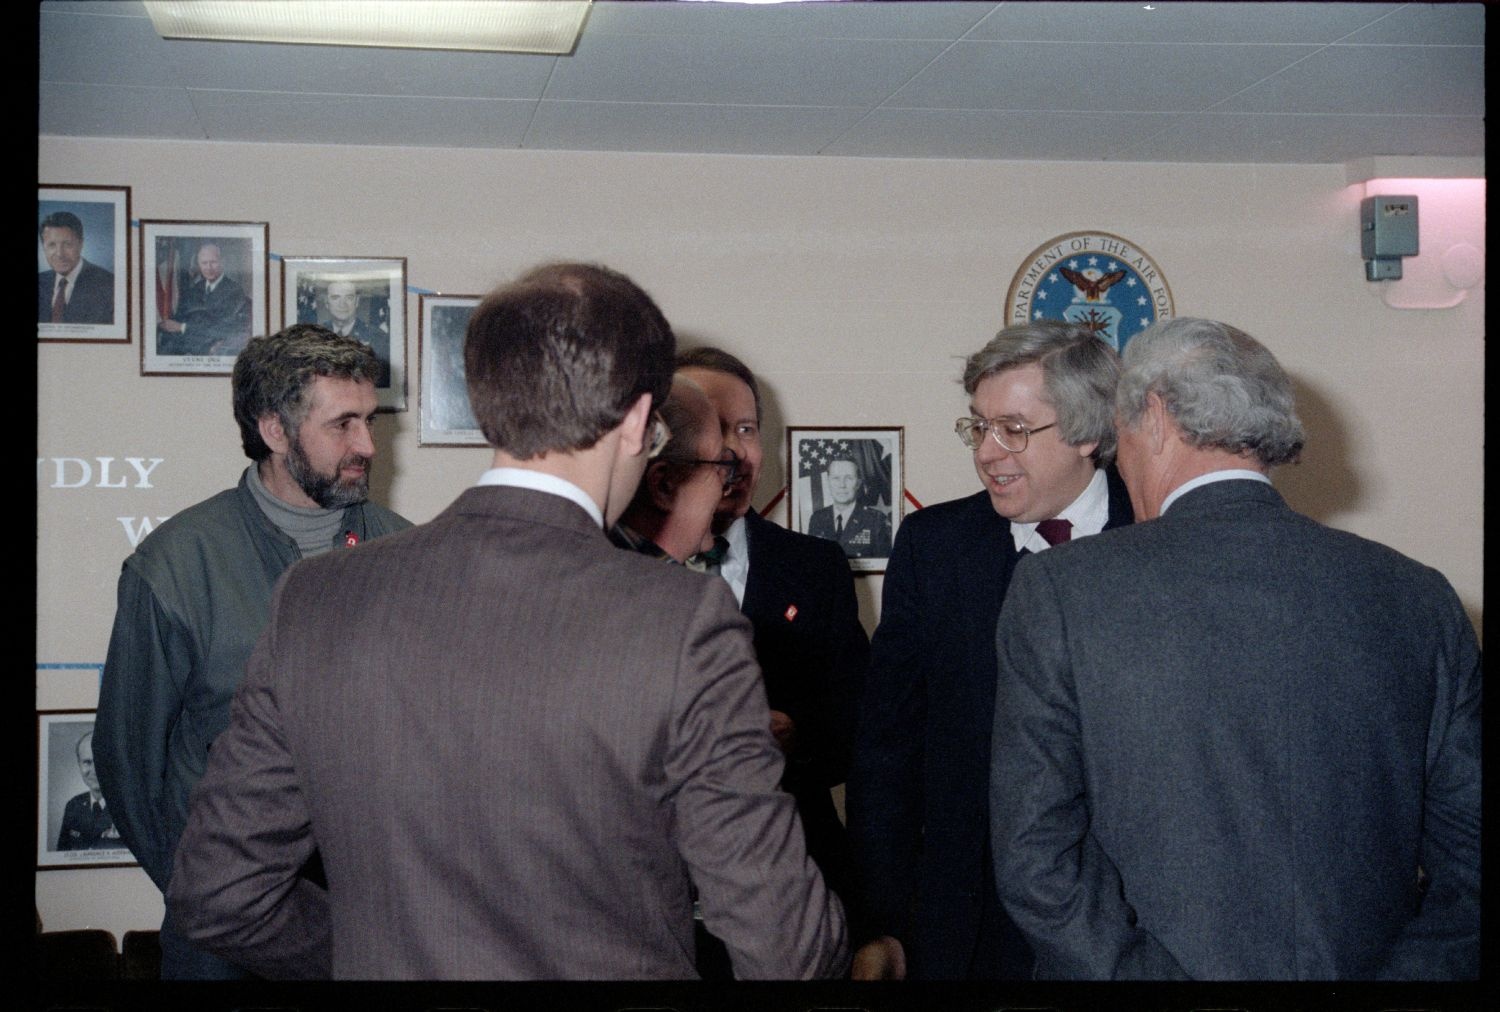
[[684, 455, 741, 491], [954, 416, 1058, 453], [647, 413, 671, 459]]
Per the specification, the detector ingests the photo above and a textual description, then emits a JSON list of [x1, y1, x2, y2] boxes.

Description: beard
[[286, 436, 371, 510]]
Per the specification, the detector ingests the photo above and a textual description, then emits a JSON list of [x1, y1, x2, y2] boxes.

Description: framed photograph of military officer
[[788, 426, 904, 574], [418, 293, 486, 446], [140, 219, 268, 376], [38, 184, 131, 343], [282, 256, 408, 412], [38, 710, 136, 870]]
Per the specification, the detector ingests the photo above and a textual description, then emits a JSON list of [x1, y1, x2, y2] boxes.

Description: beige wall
[[36, 136, 1483, 939]]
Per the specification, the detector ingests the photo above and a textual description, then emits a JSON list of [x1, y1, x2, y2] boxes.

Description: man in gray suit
[[167, 262, 848, 980], [990, 317, 1480, 979]]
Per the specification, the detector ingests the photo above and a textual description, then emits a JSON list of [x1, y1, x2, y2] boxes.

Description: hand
[[851, 935, 907, 981], [158, 319, 184, 333], [769, 709, 796, 752]]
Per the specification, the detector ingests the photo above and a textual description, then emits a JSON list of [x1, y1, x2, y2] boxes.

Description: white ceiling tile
[[41, 8, 184, 87], [1338, 2, 1485, 45], [827, 107, 1181, 161], [39, 81, 204, 140], [163, 39, 556, 100], [965, 2, 1404, 45], [890, 40, 1313, 112], [186, 91, 537, 148], [1114, 111, 1485, 164], [526, 100, 866, 156], [1218, 45, 1483, 116], [545, 32, 946, 107], [583, 0, 997, 40]]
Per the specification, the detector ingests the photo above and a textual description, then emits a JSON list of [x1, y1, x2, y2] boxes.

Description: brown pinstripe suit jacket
[[167, 484, 848, 979]]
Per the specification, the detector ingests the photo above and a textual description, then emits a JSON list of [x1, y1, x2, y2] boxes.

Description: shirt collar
[[1161, 469, 1272, 514], [475, 467, 604, 528], [1010, 467, 1110, 553]]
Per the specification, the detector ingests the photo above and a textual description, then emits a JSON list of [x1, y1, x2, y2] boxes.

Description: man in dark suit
[[846, 321, 1131, 980], [677, 348, 870, 934], [37, 210, 114, 324], [991, 317, 1480, 979], [807, 456, 893, 559], [56, 731, 121, 851], [157, 242, 251, 356], [166, 263, 847, 980]]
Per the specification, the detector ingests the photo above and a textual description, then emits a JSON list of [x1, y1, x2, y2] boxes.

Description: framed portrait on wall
[[38, 184, 131, 343], [787, 427, 904, 574], [282, 256, 407, 411], [418, 294, 486, 446], [140, 219, 268, 376], [37, 710, 137, 870]]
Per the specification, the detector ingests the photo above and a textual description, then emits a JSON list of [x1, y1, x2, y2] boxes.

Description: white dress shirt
[[1009, 466, 1111, 554], [476, 467, 603, 528]]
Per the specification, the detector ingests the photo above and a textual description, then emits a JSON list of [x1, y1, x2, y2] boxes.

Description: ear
[[646, 462, 677, 511], [1074, 438, 1100, 460], [619, 392, 653, 458], [258, 413, 291, 456], [1143, 392, 1170, 454]]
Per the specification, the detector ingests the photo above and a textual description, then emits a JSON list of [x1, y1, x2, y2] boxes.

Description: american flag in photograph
[[296, 280, 317, 324], [797, 438, 854, 514]]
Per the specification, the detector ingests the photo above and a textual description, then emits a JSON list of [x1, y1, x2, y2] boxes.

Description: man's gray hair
[[1116, 317, 1304, 467], [961, 320, 1121, 464], [232, 323, 382, 462]]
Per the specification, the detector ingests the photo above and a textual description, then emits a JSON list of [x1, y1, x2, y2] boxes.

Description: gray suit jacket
[[990, 479, 1480, 980], [167, 485, 848, 980]]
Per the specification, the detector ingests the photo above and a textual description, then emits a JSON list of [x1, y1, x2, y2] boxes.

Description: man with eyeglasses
[[677, 347, 870, 978], [610, 375, 739, 564], [846, 320, 1132, 981], [165, 263, 847, 980]]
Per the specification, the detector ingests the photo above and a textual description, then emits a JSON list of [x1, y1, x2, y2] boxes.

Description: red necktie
[[51, 277, 67, 322], [1036, 518, 1072, 545]]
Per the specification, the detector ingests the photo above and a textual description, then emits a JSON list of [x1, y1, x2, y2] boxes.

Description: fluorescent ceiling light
[[142, 1, 592, 55]]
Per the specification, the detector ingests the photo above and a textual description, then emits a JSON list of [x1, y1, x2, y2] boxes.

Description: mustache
[[338, 453, 372, 478]]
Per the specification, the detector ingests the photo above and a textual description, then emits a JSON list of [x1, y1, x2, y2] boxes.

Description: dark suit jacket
[[991, 480, 1481, 980], [57, 792, 117, 851], [38, 260, 115, 324], [332, 318, 391, 387], [846, 468, 1131, 978], [160, 275, 251, 355], [807, 504, 892, 559], [167, 486, 847, 980], [741, 510, 870, 903]]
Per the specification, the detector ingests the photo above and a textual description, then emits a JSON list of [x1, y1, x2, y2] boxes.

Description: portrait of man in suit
[[166, 263, 848, 980], [55, 731, 122, 852], [990, 317, 1480, 980], [806, 455, 892, 559], [156, 241, 252, 357], [321, 279, 391, 387], [846, 320, 1131, 981], [37, 210, 115, 325]]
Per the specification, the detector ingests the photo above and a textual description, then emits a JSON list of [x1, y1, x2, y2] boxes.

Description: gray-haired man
[[991, 317, 1480, 979], [94, 323, 411, 979], [846, 320, 1133, 980]]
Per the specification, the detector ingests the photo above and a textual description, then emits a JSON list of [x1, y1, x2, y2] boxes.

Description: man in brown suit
[[166, 262, 849, 980]]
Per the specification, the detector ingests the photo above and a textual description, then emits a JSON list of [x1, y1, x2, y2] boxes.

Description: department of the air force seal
[[1005, 232, 1174, 352]]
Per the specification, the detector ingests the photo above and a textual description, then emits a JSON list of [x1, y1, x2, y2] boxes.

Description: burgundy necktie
[[1036, 518, 1072, 545], [51, 277, 67, 322]]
